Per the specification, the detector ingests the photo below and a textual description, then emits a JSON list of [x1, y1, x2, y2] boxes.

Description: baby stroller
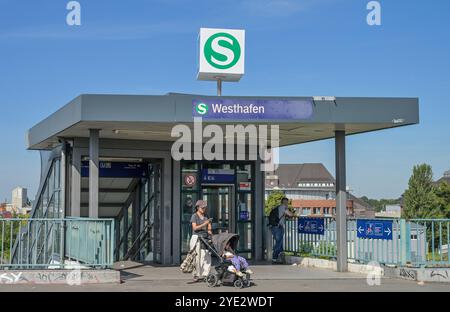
[[198, 232, 252, 288]]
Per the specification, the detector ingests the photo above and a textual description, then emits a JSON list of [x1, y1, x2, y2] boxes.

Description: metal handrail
[[123, 223, 153, 261], [282, 216, 450, 267], [2, 218, 115, 269]]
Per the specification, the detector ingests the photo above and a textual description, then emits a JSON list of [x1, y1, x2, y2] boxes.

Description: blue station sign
[[201, 169, 235, 184], [192, 98, 313, 120], [356, 219, 393, 240], [239, 211, 249, 221], [81, 161, 148, 178], [298, 218, 325, 235]]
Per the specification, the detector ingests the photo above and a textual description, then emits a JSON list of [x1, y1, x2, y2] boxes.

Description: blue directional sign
[[356, 219, 393, 240], [81, 161, 148, 178], [298, 218, 325, 235], [201, 169, 235, 184], [239, 211, 249, 221]]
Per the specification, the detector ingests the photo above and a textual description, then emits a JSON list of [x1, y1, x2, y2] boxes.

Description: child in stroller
[[199, 232, 253, 288], [224, 251, 253, 277]]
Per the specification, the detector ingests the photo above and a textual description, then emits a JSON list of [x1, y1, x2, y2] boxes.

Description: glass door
[[201, 186, 234, 234]]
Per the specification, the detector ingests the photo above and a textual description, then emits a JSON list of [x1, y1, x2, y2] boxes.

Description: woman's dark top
[[190, 213, 209, 236]]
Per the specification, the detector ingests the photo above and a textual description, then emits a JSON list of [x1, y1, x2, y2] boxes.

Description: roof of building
[[266, 163, 335, 188], [291, 199, 353, 209], [27, 94, 419, 150], [347, 193, 375, 211], [434, 170, 450, 186]]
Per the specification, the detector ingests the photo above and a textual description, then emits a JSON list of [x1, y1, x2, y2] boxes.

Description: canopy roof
[[27, 93, 419, 150]]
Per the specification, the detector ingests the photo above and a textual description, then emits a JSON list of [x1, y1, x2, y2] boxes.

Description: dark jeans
[[271, 225, 284, 261]]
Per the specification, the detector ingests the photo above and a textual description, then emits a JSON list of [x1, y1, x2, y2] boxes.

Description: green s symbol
[[196, 102, 209, 115], [204, 32, 241, 70]]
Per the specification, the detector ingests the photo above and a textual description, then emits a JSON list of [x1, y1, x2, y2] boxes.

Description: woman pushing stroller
[[188, 200, 212, 282], [180, 200, 253, 288]]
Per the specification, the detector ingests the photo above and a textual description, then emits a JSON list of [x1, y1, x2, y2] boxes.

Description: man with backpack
[[268, 197, 295, 263]]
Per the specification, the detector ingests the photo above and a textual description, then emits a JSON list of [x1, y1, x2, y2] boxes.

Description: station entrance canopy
[[27, 93, 419, 150], [24, 93, 419, 267]]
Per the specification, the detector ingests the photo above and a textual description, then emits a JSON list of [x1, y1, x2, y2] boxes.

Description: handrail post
[[60, 220, 65, 269], [400, 219, 411, 266], [265, 217, 273, 261]]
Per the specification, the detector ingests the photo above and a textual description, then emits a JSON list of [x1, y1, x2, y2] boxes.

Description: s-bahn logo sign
[[198, 28, 245, 81], [195, 102, 209, 115]]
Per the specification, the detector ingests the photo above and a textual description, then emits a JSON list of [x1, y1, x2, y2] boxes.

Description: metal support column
[[89, 129, 100, 218], [60, 142, 66, 218], [335, 130, 348, 272], [71, 146, 81, 217], [254, 159, 264, 261], [217, 78, 222, 96]]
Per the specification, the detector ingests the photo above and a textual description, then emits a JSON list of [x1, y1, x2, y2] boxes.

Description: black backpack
[[268, 206, 280, 226]]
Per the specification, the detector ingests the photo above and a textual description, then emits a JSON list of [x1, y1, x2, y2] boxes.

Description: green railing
[[1, 218, 114, 269], [284, 217, 337, 259], [409, 219, 450, 267], [282, 217, 450, 267]]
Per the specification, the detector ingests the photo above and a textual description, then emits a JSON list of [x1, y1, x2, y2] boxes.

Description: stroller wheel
[[206, 273, 219, 287], [233, 279, 244, 289], [243, 278, 251, 287]]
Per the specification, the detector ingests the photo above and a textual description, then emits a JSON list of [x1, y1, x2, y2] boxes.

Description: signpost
[[356, 219, 393, 240], [298, 217, 325, 235], [198, 28, 245, 95]]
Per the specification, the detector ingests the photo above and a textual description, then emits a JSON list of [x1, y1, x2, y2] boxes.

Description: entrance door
[[121, 161, 162, 264], [201, 185, 235, 234]]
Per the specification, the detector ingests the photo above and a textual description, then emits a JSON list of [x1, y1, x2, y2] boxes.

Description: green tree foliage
[[403, 164, 441, 219], [359, 196, 401, 212], [264, 190, 294, 216], [435, 182, 450, 218], [1, 213, 29, 263]]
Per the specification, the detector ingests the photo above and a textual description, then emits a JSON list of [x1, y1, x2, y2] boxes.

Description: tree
[[359, 196, 401, 212], [435, 181, 450, 218], [264, 190, 294, 216], [402, 164, 441, 219]]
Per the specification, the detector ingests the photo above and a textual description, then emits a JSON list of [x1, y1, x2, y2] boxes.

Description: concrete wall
[[0, 270, 120, 285]]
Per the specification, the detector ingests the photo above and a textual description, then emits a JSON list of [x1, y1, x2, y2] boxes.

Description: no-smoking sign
[[184, 174, 196, 187]]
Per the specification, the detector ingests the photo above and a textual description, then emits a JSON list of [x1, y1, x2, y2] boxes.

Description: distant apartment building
[[10, 186, 32, 215], [265, 163, 375, 218], [12, 187, 28, 210]]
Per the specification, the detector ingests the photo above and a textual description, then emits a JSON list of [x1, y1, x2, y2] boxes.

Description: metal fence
[[1, 218, 114, 269], [409, 219, 449, 267], [282, 217, 450, 268], [284, 217, 337, 258]]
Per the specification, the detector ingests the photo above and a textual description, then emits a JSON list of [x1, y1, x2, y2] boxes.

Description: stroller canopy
[[211, 232, 239, 256]]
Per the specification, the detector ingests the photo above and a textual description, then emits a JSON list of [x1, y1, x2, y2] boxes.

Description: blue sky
[[0, 0, 449, 201]]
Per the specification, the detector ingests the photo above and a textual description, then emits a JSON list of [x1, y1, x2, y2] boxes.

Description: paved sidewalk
[[1, 263, 449, 292]]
